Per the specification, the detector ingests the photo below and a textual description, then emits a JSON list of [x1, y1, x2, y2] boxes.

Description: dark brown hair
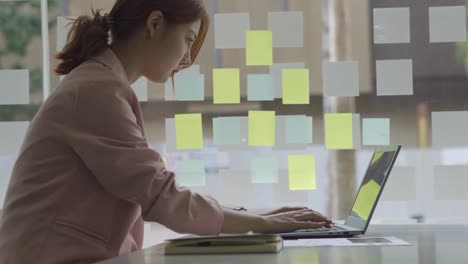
[[55, 0, 209, 75]]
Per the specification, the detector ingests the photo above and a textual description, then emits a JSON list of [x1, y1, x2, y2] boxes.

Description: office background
[[1, 0, 468, 230]]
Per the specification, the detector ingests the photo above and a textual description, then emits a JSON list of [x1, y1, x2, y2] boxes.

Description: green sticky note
[[213, 117, 241, 145], [248, 111, 276, 146], [175, 159, 206, 187], [325, 113, 354, 149], [352, 179, 381, 220], [288, 155, 316, 190], [246, 30, 273, 66], [175, 113, 204, 150], [286, 115, 313, 145], [282, 69, 310, 104], [363, 118, 390, 146], [251, 156, 278, 183], [213, 68, 240, 104]]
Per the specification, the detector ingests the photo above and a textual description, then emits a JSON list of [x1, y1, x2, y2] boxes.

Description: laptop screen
[[345, 146, 400, 231]]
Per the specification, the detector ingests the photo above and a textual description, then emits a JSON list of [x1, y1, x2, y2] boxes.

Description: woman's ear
[[146, 11, 164, 39]]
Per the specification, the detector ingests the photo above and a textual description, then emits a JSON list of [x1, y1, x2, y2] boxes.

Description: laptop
[[280, 145, 401, 239]]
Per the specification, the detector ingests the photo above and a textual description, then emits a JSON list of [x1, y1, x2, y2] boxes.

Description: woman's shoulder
[[59, 60, 133, 100]]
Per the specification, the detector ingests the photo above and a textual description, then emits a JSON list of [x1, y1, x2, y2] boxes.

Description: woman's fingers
[[292, 209, 332, 223], [294, 221, 327, 230]]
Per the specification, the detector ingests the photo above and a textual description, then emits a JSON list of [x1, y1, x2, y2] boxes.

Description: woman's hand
[[254, 208, 333, 234]]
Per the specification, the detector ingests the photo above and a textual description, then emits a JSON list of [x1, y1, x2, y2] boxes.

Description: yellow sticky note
[[246, 30, 273, 66], [352, 179, 381, 220], [248, 111, 275, 146], [175, 113, 204, 150], [325, 113, 354, 149], [213, 68, 240, 104], [162, 157, 167, 166], [288, 155, 316, 190], [282, 69, 310, 104]]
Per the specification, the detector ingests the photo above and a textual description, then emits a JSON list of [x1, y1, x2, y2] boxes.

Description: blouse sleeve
[[66, 80, 223, 235]]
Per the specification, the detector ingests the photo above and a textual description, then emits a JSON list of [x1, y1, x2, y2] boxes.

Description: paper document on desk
[[284, 236, 410, 247]]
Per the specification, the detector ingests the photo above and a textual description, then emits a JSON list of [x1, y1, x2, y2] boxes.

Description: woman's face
[[141, 11, 201, 83]]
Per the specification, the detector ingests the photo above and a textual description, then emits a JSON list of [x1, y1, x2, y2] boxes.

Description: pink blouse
[[0, 48, 224, 264]]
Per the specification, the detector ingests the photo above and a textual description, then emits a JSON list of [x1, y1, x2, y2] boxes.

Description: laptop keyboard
[[296, 224, 345, 233]]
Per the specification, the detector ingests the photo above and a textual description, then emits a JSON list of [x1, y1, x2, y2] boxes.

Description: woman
[[0, 0, 331, 263]]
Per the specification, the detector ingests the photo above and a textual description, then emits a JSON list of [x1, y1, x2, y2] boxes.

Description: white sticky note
[[373, 8, 410, 44], [434, 165, 468, 200], [381, 167, 416, 201], [323, 61, 360, 97], [247, 74, 274, 101], [0, 122, 30, 155], [174, 160, 206, 187], [131, 77, 148, 102], [285, 115, 313, 145], [165, 65, 200, 101], [215, 13, 250, 49], [376, 59, 413, 96], [0, 70, 29, 105], [57, 16, 76, 52], [363, 118, 390, 146], [270, 63, 305, 99], [250, 156, 278, 184], [175, 74, 204, 101], [432, 111, 468, 148], [217, 117, 249, 152], [429, 6, 467, 43], [268, 11, 304, 48]]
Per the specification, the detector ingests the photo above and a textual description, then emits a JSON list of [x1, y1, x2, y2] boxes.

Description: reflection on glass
[[350, 151, 396, 221]]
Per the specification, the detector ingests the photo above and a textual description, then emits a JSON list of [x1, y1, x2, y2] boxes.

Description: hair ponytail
[[55, 10, 112, 75]]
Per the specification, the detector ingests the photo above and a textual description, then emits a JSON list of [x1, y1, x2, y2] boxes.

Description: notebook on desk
[[279, 145, 401, 240], [163, 234, 283, 255]]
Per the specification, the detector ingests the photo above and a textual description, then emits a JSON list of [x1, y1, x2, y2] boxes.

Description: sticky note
[[363, 118, 390, 146], [175, 160, 206, 187], [376, 59, 413, 96], [429, 6, 467, 43], [373, 8, 410, 44], [325, 113, 360, 149], [282, 69, 310, 105], [270, 63, 305, 98], [213, 68, 240, 104], [288, 155, 316, 191], [246, 30, 273, 66], [251, 156, 278, 183], [213, 117, 241, 145], [165, 65, 200, 101], [248, 111, 276, 146], [352, 179, 381, 220], [131, 77, 148, 102], [217, 117, 249, 152], [0, 122, 30, 155], [432, 111, 468, 148], [0, 70, 30, 105], [268, 11, 304, 48], [215, 13, 250, 49], [175, 74, 205, 101], [247, 74, 274, 101], [285, 116, 313, 145], [381, 167, 416, 201], [323, 61, 359, 97], [175, 114, 203, 150], [57, 16, 76, 52], [434, 165, 468, 200]]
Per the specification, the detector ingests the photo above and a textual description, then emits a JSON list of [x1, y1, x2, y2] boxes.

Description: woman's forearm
[[220, 207, 266, 234]]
